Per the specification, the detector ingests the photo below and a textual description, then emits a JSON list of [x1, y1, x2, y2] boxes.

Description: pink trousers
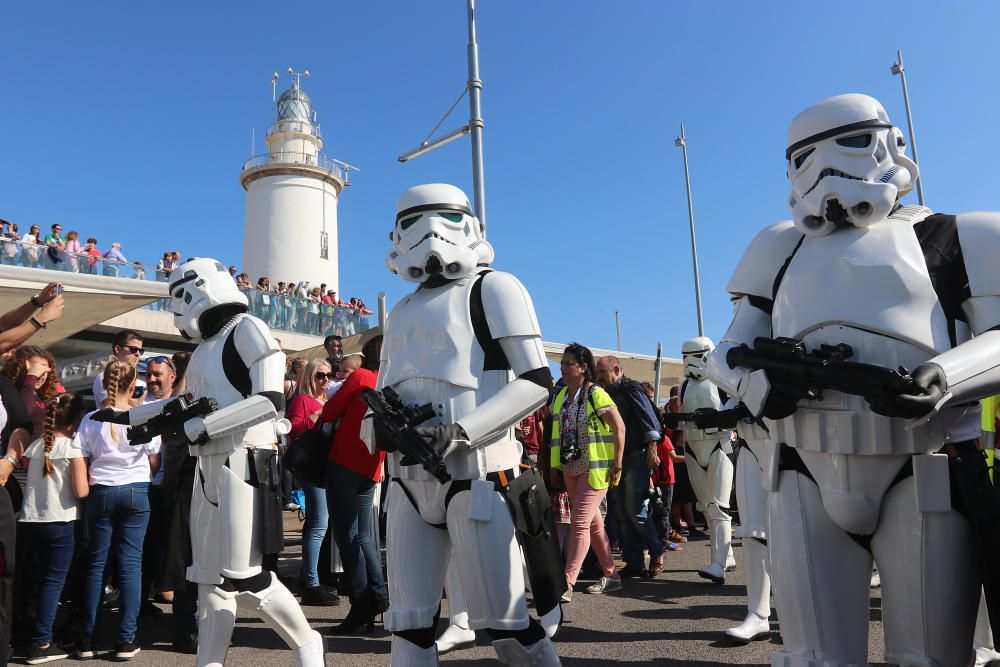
[[563, 472, 616, 586]]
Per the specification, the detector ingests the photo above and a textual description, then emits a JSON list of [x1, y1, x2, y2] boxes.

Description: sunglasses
[[315, 372, 337, 381], [147, 355, 175, 370], [121, 345, 144, 355]]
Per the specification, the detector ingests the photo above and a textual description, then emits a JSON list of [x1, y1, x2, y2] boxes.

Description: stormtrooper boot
[[726, 545, 737, 571], [698, 517, 731, 584], [436, 623, 476, 654], [975, 591, 1000, 667], [492, 637, 561, 666], [196, 584, 238, 667], [725, 538, 771, 643], [391, 635, 439, 667], [293, 632, 325, 667]]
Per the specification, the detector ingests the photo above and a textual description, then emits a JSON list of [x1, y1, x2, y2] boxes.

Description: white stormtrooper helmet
[[386, 183, 494, 284], [786, 93, 918, 237], [682, 336, 715, 380], [168, 257, 248, 342]]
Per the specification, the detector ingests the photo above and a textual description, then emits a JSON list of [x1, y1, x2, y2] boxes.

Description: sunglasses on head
[[147, 355, 175, 370], [121, 345, 144, 355], [315, 372, 337, 381]]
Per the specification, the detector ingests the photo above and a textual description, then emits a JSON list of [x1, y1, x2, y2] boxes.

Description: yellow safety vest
[[983, 395, 999, 484], [550, 385, 616, 490]]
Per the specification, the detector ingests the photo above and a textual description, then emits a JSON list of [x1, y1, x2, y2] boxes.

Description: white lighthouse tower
[[240, 69, 352, 294]]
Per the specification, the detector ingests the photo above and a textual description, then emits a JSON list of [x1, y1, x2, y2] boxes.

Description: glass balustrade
[[0, 237, 375, 338]]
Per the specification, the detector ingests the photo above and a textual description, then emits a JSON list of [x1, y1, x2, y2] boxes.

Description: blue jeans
[[612, 451, 663, 568], [299, 482, 328, 588], [22, 521, 75, 647], [325, 463, 387, 604], [82, 483, 151, 643]]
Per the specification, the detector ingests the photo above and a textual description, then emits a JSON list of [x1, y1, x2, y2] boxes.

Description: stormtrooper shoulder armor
[[726, 220, 803, 301], [480, 271, 542, 339], [232, 315, 286, 404], [957, 213, 1000, 334]]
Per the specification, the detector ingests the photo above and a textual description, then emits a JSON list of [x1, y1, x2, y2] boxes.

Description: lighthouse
[[240, 70, 351, 294]]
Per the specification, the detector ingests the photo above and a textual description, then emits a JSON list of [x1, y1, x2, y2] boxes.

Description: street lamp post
[[398, 0, 487, 224], [675, 123, 705, 337], [890, 49, 924, 205]]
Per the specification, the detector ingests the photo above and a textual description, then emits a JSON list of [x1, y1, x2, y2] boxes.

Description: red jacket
[[320, 368, 385, 482], [651, 434, 676, 485]]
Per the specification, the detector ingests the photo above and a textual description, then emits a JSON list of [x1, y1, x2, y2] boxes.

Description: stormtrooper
[[706, 93, 1000, 666], [168, 258, 324, 667], [678, 337, 736, 584], [377, 183, 560, 666]]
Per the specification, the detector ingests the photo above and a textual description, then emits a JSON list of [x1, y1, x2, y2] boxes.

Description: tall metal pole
[[675, 123, 705, 336], [615, 310, 622, 352], [466, 0, 487, 225], [653, 341, 663, 406], [891, 49, 924, 205]]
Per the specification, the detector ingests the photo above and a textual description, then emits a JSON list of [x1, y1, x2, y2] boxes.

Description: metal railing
[[0, 237, 376, 339], [241, 151, 352, 184]]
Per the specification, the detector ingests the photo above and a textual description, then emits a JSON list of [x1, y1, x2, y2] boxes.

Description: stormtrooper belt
[[392, 468, 517, 530]]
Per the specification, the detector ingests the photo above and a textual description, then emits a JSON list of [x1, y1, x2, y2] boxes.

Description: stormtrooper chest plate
[[186, 318, 247, 411], [773, 220, 951, 357], [381, 277, 484, 391]]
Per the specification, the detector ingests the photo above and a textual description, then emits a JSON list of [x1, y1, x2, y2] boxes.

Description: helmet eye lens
[[793, 148, 814, 169], [439, 212, 463, 223], [399, 214, 421, 230], [836, 133, 872, 148]]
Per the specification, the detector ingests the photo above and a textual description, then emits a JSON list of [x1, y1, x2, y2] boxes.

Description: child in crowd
[[20, 393, 89, 665]]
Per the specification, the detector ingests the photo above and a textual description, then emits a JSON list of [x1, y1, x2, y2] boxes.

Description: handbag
[[285, 421, 330, 488], [46, 246, 62, 263]]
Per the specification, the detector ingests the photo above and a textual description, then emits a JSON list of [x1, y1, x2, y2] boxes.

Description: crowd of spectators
[[1, 219, 375, 338]]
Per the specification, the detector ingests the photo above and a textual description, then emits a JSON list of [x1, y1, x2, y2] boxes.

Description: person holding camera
[[92, 330, 146, 407], [550, 343, 625, 602]]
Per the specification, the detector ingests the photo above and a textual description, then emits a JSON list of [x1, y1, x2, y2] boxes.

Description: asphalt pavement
[[47, 515, 890, 666]]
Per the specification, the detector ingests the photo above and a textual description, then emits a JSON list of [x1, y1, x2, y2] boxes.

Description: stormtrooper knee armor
[[380, 184, 560, 666], [163, 258, 323, 667], [679, 337, 736, 583], [706, 94, 1000, 666]]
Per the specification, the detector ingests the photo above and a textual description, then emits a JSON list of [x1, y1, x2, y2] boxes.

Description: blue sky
[[3, 1, 998, 358]]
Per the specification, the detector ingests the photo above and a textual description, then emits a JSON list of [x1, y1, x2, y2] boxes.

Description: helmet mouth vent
[[424, 255, 443, 276]]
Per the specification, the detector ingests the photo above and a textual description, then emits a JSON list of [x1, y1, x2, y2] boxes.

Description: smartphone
[[55, 284, 63, 295]]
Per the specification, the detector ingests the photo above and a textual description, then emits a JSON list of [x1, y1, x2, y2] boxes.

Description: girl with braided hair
[[72, 358, 160, 661], [17, 393, 88, 664]]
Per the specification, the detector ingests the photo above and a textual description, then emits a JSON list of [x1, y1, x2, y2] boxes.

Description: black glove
[[401, 423, 468, 466], [868, 363, 947, 419], [90, 407, 129, 425]]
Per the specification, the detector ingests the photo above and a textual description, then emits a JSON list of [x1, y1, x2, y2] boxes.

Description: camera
[[559, 441, 583, 465]]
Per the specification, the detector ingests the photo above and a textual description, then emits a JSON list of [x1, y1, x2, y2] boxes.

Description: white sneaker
[[586, 573, 622, 594], [435, 624, 476, 654], [975, 644, 1000, 667], [725, 613, 771, 644]]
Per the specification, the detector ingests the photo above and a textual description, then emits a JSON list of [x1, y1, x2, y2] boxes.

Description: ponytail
[[41, 393, 85, 477], [101, 359, 137, 443], [42, 398, 59, 477]]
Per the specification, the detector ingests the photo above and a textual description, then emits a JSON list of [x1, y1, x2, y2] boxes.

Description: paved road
[[55, 517, 890, 666]]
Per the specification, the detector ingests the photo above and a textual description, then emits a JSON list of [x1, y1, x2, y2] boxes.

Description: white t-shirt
[[74, 410, 161, 486], [20, 435, 86, 522], [92, 370, 146, 406]]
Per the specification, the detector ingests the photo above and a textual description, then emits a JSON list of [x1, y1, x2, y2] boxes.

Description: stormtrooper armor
[[729, 414, 773, 644], [707, 94, 1000, 667], [679, 337, 736, 584], [168, 258, 323, 667], [380, 184, 560, 666]]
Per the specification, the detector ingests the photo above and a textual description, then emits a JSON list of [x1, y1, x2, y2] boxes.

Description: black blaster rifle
[[726, 336, 922, 419], [91, 394, 218, 446], [361, 387, 451, 484], [663, 405, 751, 431]]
